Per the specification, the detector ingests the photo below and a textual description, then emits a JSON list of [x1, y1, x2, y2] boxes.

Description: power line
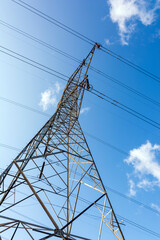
[[12, 0, 94, 45], [0, 96, 51, 117], [11, 196, 160, 239], [11, 0, 160, 83], [100, 46, 160, 84], [92, 88, 160, 127], [89, 66, 160, 108], [0, 90, 160, 160], [1, 95, 160, 237], [0, 143, 21, 152], [0, 96, 128, 157], [84, 132, 128, 156], [105, 186, 160, 216], [1, 162, 160, 219], [1, 45, 160, 131], [90, 89, 160, 130], [2, 170, 160, 239], [75, 195, 160, 239], [116, 214, 160, 238], [0, 20, 81, 64], [1, 19, 160, 110], [0, 45, 69, 81], [1, 4, 159, 237]]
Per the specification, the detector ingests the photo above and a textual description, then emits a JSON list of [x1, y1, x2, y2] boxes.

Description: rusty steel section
[[0, 44, 125, 240]]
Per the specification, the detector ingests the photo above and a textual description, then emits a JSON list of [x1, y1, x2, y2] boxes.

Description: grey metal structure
[[0, 44, 125, 240]]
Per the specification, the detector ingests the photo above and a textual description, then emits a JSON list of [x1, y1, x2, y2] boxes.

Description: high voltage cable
[[90, 89, 160, 130], [1, 3, 159, 236], [2, 95, 160, 232], [0, 20, 81, 64], [0, 97, 128, 157], [0, 144, 160, 238], [0, 46, 68, 80], [1, 163, 160, 219], [0, 142, 21, 152], [11, 0, 160, 83], [105, 186, 160, 216], [0, 99, 160, 218], [89, 66, 160, 108], [84, 132, 128, 156], [1, 171, 160, 239], [11, 0, 94, 45], [0, 96, 51, 118], [92, 88, 160, 127], [1, 20, 160, 110], [8, 198, 160, 239], [100, 47, 160, 84], [1, 45, 160, 130]]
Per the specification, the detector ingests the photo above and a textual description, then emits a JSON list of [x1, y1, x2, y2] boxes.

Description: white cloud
[[80, 107, 90, 114], [153, 29, 160, 38], [125, 141, 160, 193], [151, 203, 160, 213], [128, 179, 136, 196], [125, 141, 160, 180], [107, 0, 160, 45], [39, 82, 61, 111], [101, 15, 108, 21], [137, 179, 159, 190], [105, 39, 113, 45]]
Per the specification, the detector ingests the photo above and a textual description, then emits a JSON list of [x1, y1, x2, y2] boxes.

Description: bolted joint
[[86, 78, 90, 90], [54, 229, 64, 237], [82, 59, 86, 66], [95, 42, 101, 49]]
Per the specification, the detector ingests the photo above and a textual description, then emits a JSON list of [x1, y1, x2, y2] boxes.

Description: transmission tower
[[0, 44, 125, 240]]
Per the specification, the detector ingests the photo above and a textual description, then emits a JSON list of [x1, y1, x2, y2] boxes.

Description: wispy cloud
[[80, 107, 90, 114], [137, 179, 160, 190], [101, 15, 108, 21], [153, 29, 160, 39], [39, 82, 61, 111], [151, 203, 160, 213], [107, 0, 160, 45], [128, 179, 136, 196], [105, 39, 113, 45], [125, 141, 160, 194]]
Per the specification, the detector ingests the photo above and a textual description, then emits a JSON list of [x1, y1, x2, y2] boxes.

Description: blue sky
[[0, 0, 160, 239]]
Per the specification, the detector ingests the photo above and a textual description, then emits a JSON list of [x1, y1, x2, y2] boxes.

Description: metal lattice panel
[[0, 44, 125, 240]]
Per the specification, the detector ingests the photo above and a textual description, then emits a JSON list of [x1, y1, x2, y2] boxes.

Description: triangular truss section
[[0, 44, 125, 240]]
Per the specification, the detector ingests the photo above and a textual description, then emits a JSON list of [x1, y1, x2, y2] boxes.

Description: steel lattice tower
[[0, 44, 125, 240]]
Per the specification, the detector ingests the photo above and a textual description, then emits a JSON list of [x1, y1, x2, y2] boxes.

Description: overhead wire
[[91, 88, 160, 128], [0, 45, 69, 81], [90, 89, 160, 130], [11, 0, 160, 83], [2, 162, 160, 220], [1, 139, 160, 218], [1, 171, 160, 239], [0, 96, 51, 118], [0, 142, 21, 152], [0, 89, 160, 157], [1, 124, 159, 237], [0, 1, 159, 238], [89, 66, 160, 108], [105, 186, 160, 216], [100, 46, 160, 84], [1, 19, 160, 110], [1, 45, 160, 131], [11, 0, 94, 45], [0, 19, 81, 64], [0, 97, 128, 157]]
